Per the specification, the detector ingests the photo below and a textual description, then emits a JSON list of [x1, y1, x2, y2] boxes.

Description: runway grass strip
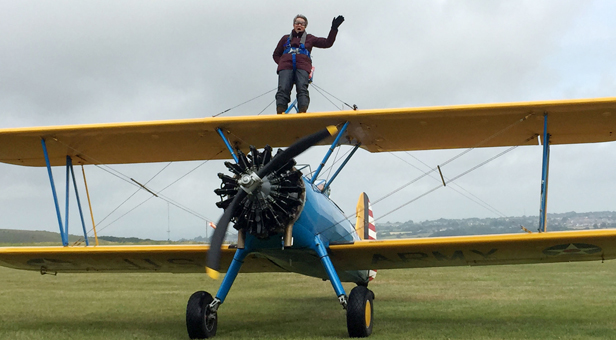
[[1, 260, 615, 339]]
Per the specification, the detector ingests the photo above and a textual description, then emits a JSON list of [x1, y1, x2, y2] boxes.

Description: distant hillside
[[97, 236, 156, 243], [0, 229, 83, 245], [3, 211, 616, 244], [377, 211, 616, 239], [0, 229, 164, 245], [0, 229, 230, 245]]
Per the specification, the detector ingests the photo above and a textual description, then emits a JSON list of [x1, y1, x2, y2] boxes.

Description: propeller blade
[[256, 126, 338, 178], [206, 189, 247, 279], [205, 125, 339, 279]]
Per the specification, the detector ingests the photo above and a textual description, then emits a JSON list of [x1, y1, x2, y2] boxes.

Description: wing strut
[[322, 142, 361, 193], [216, 128, 239, 163], [538, 113, 551, 232], [81, 165, 99, 246], [285, 99, 299, 114], [41, 139, 91, 246], [311, 121, 350, 184]]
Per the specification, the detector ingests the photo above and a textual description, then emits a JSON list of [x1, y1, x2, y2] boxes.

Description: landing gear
[[347, 286, 375, 338], [311, 235, 375, 337], [186, 291, 218, 339]]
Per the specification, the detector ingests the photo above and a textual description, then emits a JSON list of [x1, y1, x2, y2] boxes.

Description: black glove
[[331, 15, 345, 30]]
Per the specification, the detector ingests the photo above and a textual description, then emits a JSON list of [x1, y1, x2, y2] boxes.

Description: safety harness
[[283, 31, 311, 71]]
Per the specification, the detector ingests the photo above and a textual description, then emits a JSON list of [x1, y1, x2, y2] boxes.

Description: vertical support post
[[64, 156, 71, 244], [539, 113, 550, 232], [310, 121, 350, 184], [322, 143, 361, 193], [313, 235, 346, 299], [216, 128, 239, 163], [68, 159, 89, 246], [214, 247, 250, 303], [81, 165, 99, 246], [41, 139, 68, 246]]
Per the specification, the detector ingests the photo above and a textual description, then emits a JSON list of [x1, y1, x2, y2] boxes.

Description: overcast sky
[[1, 1, 615, 241]]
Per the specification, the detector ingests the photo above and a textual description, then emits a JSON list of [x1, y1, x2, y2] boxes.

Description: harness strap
[[283, 31, 310, 71]]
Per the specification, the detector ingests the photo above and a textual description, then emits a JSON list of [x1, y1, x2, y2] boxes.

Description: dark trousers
[[276, 69, 310, 112]]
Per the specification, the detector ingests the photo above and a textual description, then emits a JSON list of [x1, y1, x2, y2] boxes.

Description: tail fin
[[355, 192, 376, 241], [355, 192, 377, 281]]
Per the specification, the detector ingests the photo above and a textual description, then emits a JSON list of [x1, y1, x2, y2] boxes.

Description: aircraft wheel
[[186, 291, 217, 339], [346, 286, 374, 337]]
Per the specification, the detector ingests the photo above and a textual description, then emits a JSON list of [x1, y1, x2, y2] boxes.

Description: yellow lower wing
[[3, 230, 615, 274], [0, 244, 284, 274], [329, 229, 616, 270]]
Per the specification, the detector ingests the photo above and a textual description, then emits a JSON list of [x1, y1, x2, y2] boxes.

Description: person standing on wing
[[273, 14, 344, 114]]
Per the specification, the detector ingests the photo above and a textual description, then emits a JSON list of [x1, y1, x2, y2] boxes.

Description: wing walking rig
[[2, 97, 616, 338]]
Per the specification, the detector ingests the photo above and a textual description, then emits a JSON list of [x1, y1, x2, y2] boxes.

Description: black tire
[[186, 291, 217, 339], [346, 286, 374, 338]]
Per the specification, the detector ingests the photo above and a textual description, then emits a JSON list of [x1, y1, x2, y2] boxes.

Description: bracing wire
[[324, 144, 343, 183], [317, 118, 537, 243], [336, 110, 536, 208], [360, 115, 537, 210], [49, 138, 219, 237], [391, 153, 508, 218], [439, 112, 535, 168], [311, 84, 343, 111], [325, 142, 525, 243], [257, 99, 276, 115], [311, 82, 357, 110], [213, 87, 277, 117], [95, 162, 172, 226], [304, 147, 353, 180], [376, 144, 522, 223], [91, 156, 220, 236], [90, 163, 211, 223]]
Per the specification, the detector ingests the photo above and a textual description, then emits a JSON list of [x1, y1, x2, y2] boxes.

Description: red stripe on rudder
[[366, 198, 377, 281]]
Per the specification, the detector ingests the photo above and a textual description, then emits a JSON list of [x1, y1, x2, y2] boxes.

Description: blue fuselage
[[242, 177, 367, 283]]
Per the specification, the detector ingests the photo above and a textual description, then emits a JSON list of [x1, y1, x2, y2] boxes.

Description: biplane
[[1, 97, 616, 338]]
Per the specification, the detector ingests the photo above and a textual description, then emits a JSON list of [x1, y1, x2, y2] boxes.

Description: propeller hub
[[239, 172, 262, 194]]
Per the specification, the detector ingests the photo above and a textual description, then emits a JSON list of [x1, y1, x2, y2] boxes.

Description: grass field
[[1, 260, 616, 340]]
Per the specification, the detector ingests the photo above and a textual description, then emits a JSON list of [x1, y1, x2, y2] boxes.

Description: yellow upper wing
[[1, 97, 616, 167], [329, 229, 616, 270], [0, 244, 284, 273]]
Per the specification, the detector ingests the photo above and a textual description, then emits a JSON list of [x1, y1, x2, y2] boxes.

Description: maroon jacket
[[273, 28, 338, 74]]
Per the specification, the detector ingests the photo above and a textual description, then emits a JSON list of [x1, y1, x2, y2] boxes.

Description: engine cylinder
[[214, 146, 305, 239]]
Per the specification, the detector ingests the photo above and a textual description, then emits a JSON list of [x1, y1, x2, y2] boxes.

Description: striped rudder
[[355, 192, 377, 281]]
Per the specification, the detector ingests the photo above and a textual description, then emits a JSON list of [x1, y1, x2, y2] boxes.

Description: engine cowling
[[214, 145, 305, 239]]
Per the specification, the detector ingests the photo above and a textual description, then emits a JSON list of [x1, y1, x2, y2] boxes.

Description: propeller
[[206, 125, 339, 279]]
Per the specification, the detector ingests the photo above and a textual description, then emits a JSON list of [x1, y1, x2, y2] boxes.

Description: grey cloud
[[1, 1, 615, 240]]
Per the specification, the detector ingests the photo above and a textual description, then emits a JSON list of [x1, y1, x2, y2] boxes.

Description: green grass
[[1, 261, 616, 339]]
